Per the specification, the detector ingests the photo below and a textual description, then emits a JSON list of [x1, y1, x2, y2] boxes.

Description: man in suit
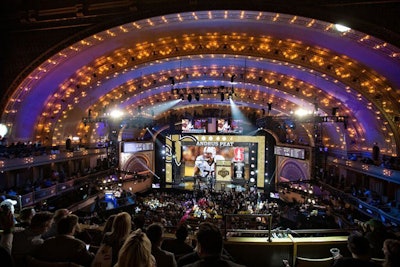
[[180, 222, 246, 267], [147, 222, 177, 267], [33, 214, 94, 266], [161, 223, 194, 261], [332, 233, 380, 267]]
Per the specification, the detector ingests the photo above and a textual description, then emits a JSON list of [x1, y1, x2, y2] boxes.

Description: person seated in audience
[[179, 222, 245, 267], [15, 207, 36, 229], [11, 211, 53, 266], [332, 233, 381, 267], [41, 208, 70, 239], [146, 222, 177, 267], [101, 212, 132, 267], [0, 245, 14, 267], [363, 219, 396, 258], [0, 199, 16, 254], [33, 214, 94, 266], [90, 213, 116, 247], [382, 239, 400, 267], [133, 213, 146, 232], [114, 229, 156, 267], [162, 223, 194, 261], [102, 214, 116, 236]]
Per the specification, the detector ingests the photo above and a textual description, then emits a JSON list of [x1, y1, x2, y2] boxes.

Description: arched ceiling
[[1, 9, 400, 156]]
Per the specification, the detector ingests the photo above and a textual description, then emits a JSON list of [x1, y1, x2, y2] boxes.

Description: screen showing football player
[[193, 146, 225, 189], [217, 119, 230, 133], [182, 119, 193, 132]]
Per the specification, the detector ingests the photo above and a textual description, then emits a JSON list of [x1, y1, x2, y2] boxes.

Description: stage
[[167, 176, 253, 192]]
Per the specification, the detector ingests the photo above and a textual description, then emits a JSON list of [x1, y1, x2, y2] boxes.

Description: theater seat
[[26, 255, 83, 267], [295, 256, 334, 267]]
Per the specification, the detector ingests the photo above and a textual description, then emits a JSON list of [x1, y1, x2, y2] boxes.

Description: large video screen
[[165, 134, 265, 188], [182, 118, 243, 134], [182, 119, 207, 133], [217, 118, 243, 133], [274, 145, 305, 160]]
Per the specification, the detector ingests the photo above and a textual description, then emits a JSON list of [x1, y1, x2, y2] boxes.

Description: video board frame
[[165, 134, 265, 188]]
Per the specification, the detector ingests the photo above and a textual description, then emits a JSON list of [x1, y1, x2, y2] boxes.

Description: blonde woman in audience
[[101, 212, 132, 266], [115, 229, 156, 267]]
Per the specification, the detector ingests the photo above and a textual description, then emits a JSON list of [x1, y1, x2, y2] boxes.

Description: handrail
[[224, 213, 273, 242]]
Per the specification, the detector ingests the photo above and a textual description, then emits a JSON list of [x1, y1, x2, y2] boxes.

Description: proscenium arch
[[2, 10, 400, 156]]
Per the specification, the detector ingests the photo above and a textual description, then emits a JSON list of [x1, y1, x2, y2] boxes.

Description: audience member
[[0, 245, 14, 267], [162, 223, 194, 261], [133, 213, 146, 232], [180, 222, 246, 267], [114, 229, 156, 267], [0, 201, 15, 254], [11, 211, 53, 266], [332, 233, 380, 267], [382, 239, 400, 267], [15, 207, 36, 229], [102, 214, 117, 236], [41, 208, 70, 239], [90, 213, 116, 247], [100, 211, 132, 266], [147, 222, 177, 267], [33, 214, 94, 266], [363, 219, 394, 258]]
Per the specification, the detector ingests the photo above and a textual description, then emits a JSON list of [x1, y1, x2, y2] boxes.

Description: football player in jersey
[[193, 147, 225, 190]]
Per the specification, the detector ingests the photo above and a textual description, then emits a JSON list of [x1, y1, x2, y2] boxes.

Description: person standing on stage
[[193, 147, 225, 190]]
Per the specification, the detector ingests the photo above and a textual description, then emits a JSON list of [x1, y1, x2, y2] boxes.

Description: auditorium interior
[[1, 1, 400, 266]]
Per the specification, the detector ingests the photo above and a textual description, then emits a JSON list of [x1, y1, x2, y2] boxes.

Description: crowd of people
[[0, 201, 249, 267], [1, 184, 400, 266]]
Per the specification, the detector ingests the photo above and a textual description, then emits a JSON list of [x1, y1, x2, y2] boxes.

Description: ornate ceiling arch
[[1, 10, 400, 156]]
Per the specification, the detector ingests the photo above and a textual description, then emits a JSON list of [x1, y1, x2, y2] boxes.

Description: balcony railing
[[0, 147, 107, 172], [329, 156, 400, 184], [3, 170, 111, 211]]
